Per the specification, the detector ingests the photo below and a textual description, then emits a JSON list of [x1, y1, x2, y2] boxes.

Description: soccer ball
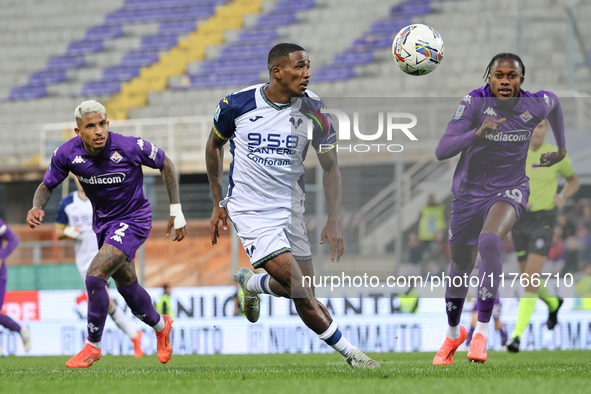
[[392, 24, 444, 76]]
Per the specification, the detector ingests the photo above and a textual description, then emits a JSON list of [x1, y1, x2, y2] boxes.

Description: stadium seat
[[85, 25, 124, 41], [28, 70, 67, 86], [46, 55, 86, 71], [158, 21, 197, 36], [120, 52, 161, 67], [102, 66, 141, 82], [312, 67, 355, 82], [139, 35, 179, 51], [333, 52, 375, 66], [7, 85, 47, 101], [66, 40, 105, 56], [80, 81, 121, 96]]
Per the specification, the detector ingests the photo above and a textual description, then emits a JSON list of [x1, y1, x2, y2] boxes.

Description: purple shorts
[[449, 186, 529, 247], [97, 219, 151, 262]]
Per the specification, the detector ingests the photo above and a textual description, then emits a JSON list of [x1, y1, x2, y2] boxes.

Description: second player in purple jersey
[[27, 100, 187, 368], [432, 53, 567, 365], [43, 132, 164, 236]]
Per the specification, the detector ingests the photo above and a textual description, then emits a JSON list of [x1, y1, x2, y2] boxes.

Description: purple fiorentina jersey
[[442, 85, 563, 197], [43, 132, 165, 232]]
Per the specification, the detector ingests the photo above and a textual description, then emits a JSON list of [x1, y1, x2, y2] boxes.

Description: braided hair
[[483, 53, 525, 80]]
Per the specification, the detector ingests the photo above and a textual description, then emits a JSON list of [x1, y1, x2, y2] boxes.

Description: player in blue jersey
[[55, 177, 144, 358], [206, 43, 379, 368], [0, 218, 31, 355], [26, 100, 187, 368], [431, 53, 567, 364]]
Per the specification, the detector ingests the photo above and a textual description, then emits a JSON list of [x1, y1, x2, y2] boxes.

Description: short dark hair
[[267, 43, 305, 71], [483, 52, 525, 80]]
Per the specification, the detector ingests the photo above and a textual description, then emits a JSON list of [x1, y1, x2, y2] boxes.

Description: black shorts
[[512, 209, 556, 262]]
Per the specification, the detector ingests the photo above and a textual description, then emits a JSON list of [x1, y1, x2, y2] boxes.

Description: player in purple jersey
[[0, 219, 31, 355], [431, 53, 567, 365], [26, 100, 187, 368]]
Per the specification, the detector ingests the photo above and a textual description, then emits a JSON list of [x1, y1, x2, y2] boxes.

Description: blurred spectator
[[557, 211, 576, 239], [568, 199, 585, 225], [574, 264, 591, 310], [547, 226, 564, 263], [398, 279, 419, 313], [583, 204, 591, 229], [417, 194, 446, 248], [407, 232, 423, 264], [155, 284, 174, 317]]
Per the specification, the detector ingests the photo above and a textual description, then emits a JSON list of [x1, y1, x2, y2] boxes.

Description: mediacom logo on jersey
[[307, 109, 418, 153], [77, 172, 126, 185]]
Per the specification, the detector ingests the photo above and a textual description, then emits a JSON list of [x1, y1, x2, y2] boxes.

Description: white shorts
[[76, 253, 94, 280], [228, 206, 312, 268]]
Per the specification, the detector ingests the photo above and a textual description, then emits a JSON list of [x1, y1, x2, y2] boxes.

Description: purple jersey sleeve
[[43, 145, 71, 190], [435, 95, 481, 160], [132, 137, 165, 169], [538, 91, 565, 147], [0, 219, 20, 260]]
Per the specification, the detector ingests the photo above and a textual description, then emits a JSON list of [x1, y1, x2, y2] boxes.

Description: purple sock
[[477, 233, 502, 323], [117, 280, 160, 327], [466, 326, 475, 346], [499, 327, 507, 345], [86, 275, 110, 343], [445, 262, 475, 326], [0, 314, 21, 332]]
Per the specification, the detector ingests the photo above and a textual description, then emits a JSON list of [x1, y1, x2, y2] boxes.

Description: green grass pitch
[[1, 350, 590, 394]]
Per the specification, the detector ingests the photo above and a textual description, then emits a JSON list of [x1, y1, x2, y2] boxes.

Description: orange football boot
[[66, 343, 102, 368], [132, 330, 143, 358], [433, 326, 468, 365], [467, 333, 488, 363], [155, 315, 173, 363]]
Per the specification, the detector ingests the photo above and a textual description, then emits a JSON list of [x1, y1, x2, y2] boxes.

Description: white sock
[[246, 273, 267, 293], [109, 305, 138, 339], [86, 339, 101, 349], [152, 315, 165, 332], [318, 321, 355, 358], [447, 324, 460, 340], [474, 321, 489, 340], [247, 273, 280, 296]]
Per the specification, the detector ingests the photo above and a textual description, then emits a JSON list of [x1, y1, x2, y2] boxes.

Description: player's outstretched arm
[[26, 183, 52, 228], [317, 148, 344, 262], [205, 128, 228, 245], [435, 117, 505, 161], [160, 155, 187, 241], [534, 97, 566, 168]]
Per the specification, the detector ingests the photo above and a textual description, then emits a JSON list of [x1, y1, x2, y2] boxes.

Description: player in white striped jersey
[[55, 177, 143, 358], [206, 43, 379, 368]]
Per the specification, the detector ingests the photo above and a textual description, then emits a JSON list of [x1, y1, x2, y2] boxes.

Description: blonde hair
[[74, 100, 106, 120]]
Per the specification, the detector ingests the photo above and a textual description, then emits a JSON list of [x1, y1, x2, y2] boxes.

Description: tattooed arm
[[205, 128, 228, 245], [160, 155, 180, 204], [26, 183, 52, 228], [160, 155, 186, 241], [317, 148, 344, 262]]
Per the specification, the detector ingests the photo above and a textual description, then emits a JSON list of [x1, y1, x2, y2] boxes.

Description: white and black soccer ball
[[392, 24, 444, 76]]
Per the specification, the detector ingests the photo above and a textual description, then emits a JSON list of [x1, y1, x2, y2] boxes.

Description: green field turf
[[1, 350, 590, 394]]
